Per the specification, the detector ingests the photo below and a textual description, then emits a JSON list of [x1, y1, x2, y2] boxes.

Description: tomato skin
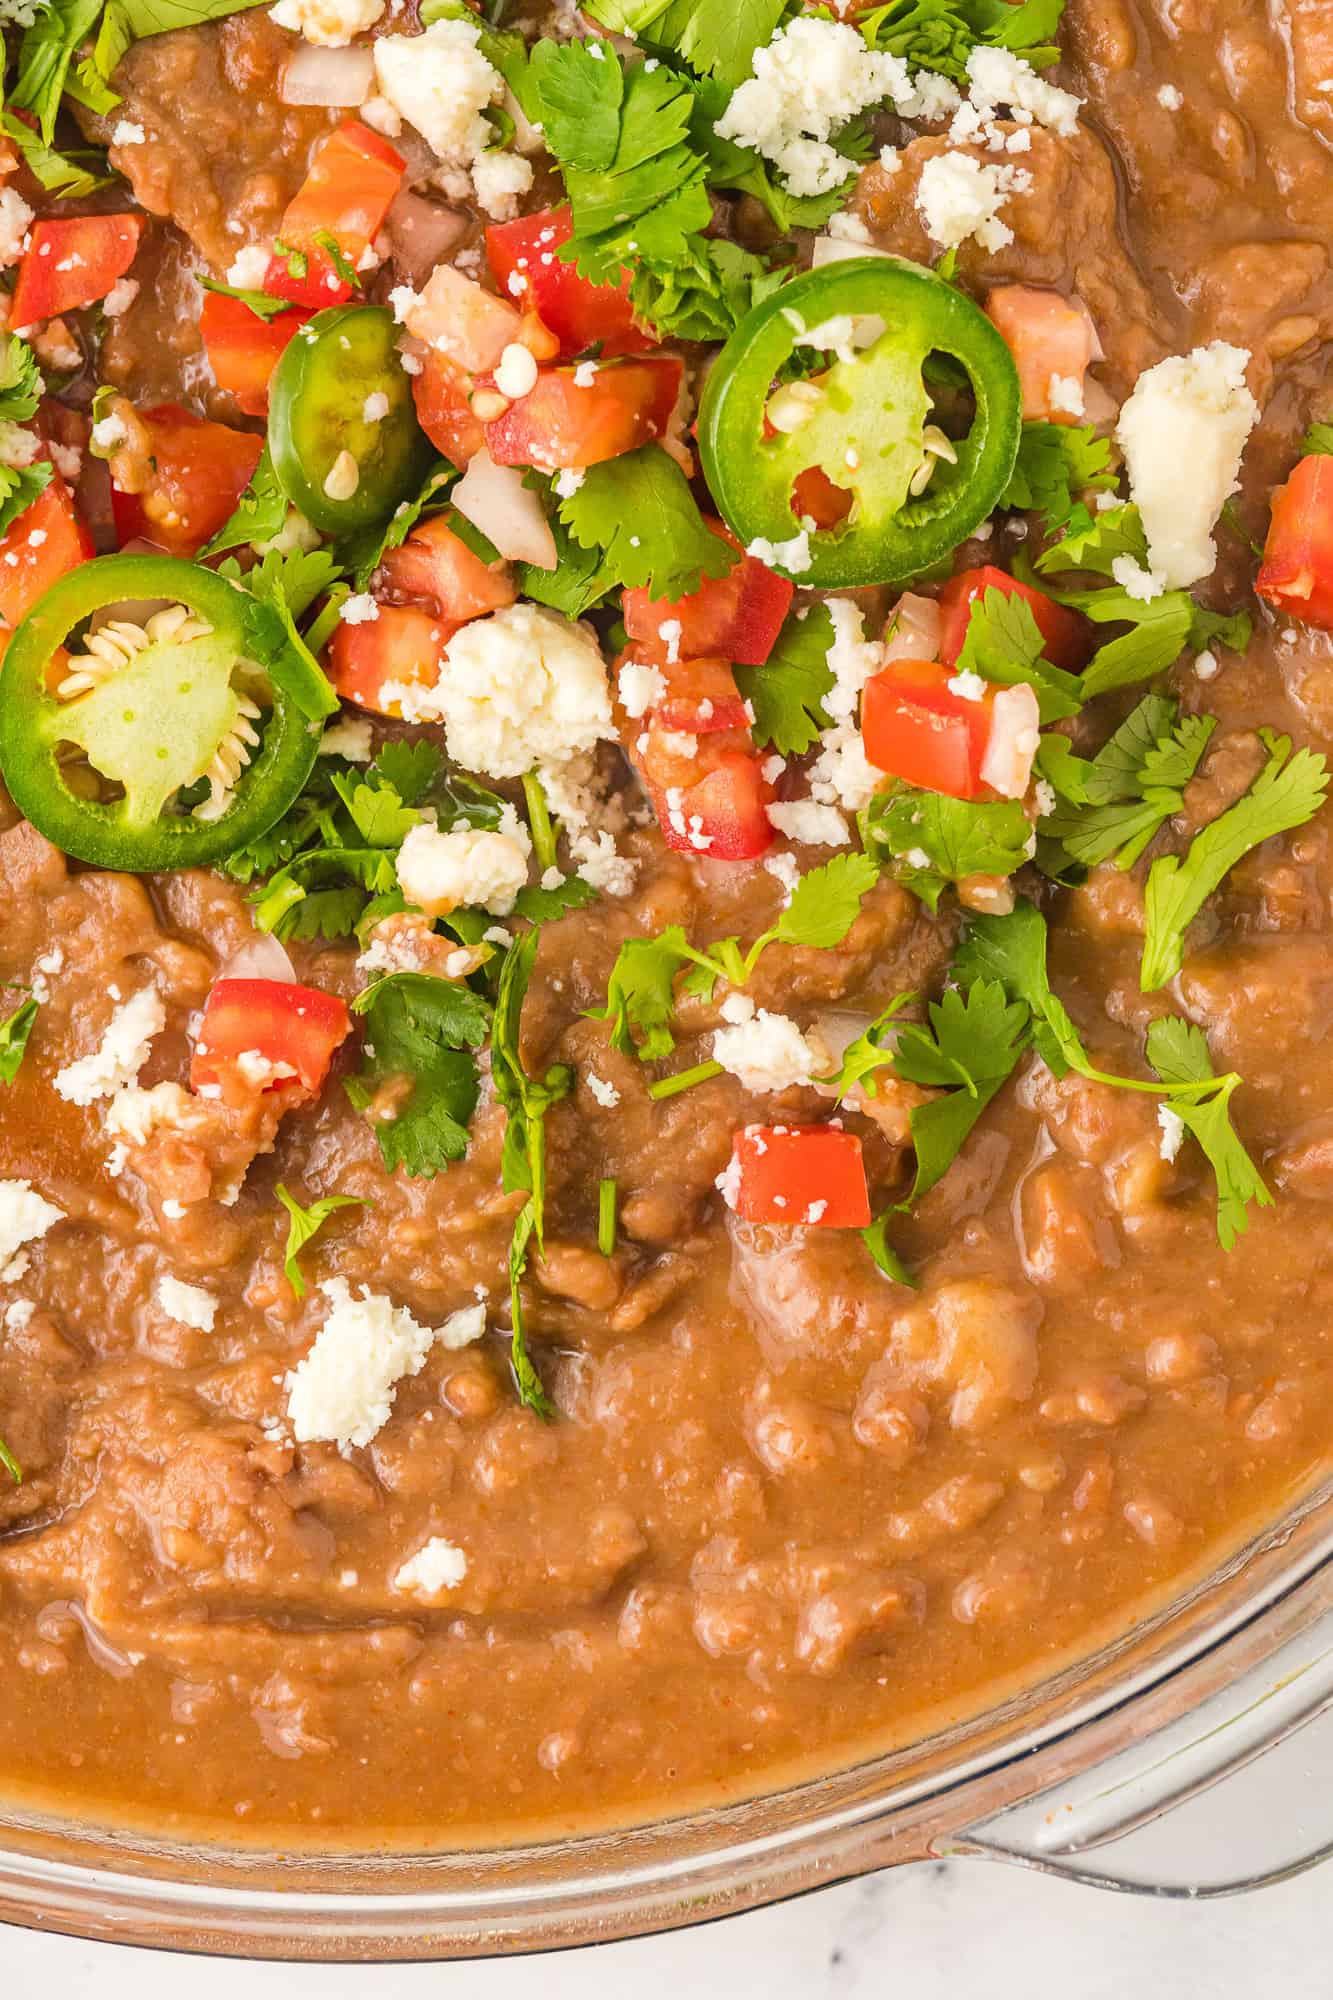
[[264, 119, 405, 309], [109, 405, 263, 557], [985, 285, 1095, 425], [657, 750, 773, 861], [12, 215, 143, 327], [190, 978, 352, 1106], [379, 514, 515, 622], [938, 565, 1088, 673], [623, 525, 794, 667], [730, 1126, 871, 1228], [200, 292, 310, 417], [651, 657, 751, 736], [1256, 454, 1333, 631], [485, 358, 683, 470], [0, 480, 93, 658], [412, 353, 486, 468], [328, 603, 449, 716], [484, 206, 651, 359], [862, 658, 993, 800]]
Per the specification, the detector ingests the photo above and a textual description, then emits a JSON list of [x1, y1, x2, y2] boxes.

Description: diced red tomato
[[0, 479, 92, 659], [411, 353, 486, 469], [1256, 454, 1333, 632], [264, 119, 405, 309], [938, 565, 1088, 674], [792, 464, 854, 531], [484, 206, 652, 360], [190, 978, 352, 1107], [485, 357, 683, 471], [650, 657, 751, 737], [12, 214, 143, 327], [654, 751, 773, 861], [327, 603, 449, 717], [109, 405, 263, 557], [200, 292, 310, 417], [728, 1126, 871, 1228], [378, 514, 515, 622], [985, 285, 1097, 425], [623, 524, 793, 667], [862, 658, 995, 800]]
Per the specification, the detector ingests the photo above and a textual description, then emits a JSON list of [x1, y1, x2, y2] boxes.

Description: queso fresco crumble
[[0, 0, 1331, 1843]]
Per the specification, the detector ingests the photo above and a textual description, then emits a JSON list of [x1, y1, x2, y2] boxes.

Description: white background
[[5, 1857, 1332, 1994]]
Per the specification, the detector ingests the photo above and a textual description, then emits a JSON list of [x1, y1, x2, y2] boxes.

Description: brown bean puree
[[2, 0, 1333, 1846]]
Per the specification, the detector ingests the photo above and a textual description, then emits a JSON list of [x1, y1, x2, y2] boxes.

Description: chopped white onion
[[452, 449, 557, 570], [882, 591, 943, 666], [808, 1010, 875, 1096], [280, 43, 374, 106], [220, 936, 297, 984], [811, 234, 892, 269], [979, 684, 1042, 799], [384, 191, 469, 288]]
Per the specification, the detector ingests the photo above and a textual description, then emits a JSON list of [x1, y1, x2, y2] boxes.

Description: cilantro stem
[[648, 1059, 722, 1100], [303, 584, 350, 659], [522, 769, 558, 876], [597, 1176, 617, 1257], [0, 1436, 21, 1485]]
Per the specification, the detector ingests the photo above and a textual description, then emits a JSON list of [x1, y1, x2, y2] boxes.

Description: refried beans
[[0, 0, 1330, 1846]]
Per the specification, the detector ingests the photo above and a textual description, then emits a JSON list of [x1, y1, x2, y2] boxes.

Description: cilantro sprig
[[558, 444, 737, 602], [862, 788, 1032, 911], [1000, 421, 1116, 539], [275, 1184, 370, 1297], [0, 993, 39, 1086], [346, 972, 492, 1179], [736, 603, 835, 757], [1040, 693, 1217, 871], [0, 334, 53, 540]]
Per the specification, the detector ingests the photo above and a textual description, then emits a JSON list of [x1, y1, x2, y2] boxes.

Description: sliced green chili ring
[[0, 554, 320, 872], [268, 303, 433, 535], [698, 256, 1022, 590]]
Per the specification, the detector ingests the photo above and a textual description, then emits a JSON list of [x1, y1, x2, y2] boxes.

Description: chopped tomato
[[200, 292, 310, 417], [412, 353, 486, 469], [650, 657, 752, 737], [379, 514, 515, 622], [1256, 454, 1333, 631], [938, 565, 1088, 674], [792, 464, 854, 531], [109, 405, 263, 557], [12, 214, 143, 327], [0, 480, 92, 658], [484, 206, 651, 359], [654, 751, 773, 861], [264, 119, 405, 309], [328, 603, 449, 717], [191, 978, 351, 1107], [985, 284, 1096, 426], [403, 263, 525, 376], [485, 357, 683, 471], [728, 1126, 871, 1228], [623, 524, 793, 667], [862, 658, 995, 800]]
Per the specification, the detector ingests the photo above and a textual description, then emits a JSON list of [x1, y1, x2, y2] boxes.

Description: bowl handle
[[938, 1611, 1333, 1897]]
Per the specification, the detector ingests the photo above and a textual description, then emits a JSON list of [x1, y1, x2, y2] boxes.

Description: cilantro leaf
[[629, 236, 788, 345], [274, 1184, 369, 1298], [559, 444, 736, 600], [220, 546, 343, 720], [824, 991, 916, 1099], [368, 739, 444, 807], [893, 980, 1029, 1202], [0, 994, 39, 1085], [1141, 731, 1329, 989], [1032, 506, 1198, 698], [589, 925, 692, 1060], [1301, 422, 1333, 457], [330, 769, 421, 849], [951, 897, 1086, 1074], [196, 275, 292, 323], [584, 0, 786, 86], [954, 584, 1084, 721], [774, 851, 880, 949], [347, 973, 490, 1178], [735, 603, 835, 756], [0, 334, 45, 427], [0, 111, 112, 199], [1000, 421, 1116, 537], [1188, 601, 1252, 656], [198, 447, 290, 557], [1044, 695, 1216, 870], [512, 874, 599, 926], [11, 0, 105, 142], [862, 1209, 917, 1285], [0, 464, 53, 543], [863, 787, 1032, 910], [860, 0, 1065, 78], [1145, 1017, 1271, 1249]]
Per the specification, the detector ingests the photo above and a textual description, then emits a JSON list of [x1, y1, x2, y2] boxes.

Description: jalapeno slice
[[268, 303, 433, 534], [0, 555, 320, 872], [698, 257, 1022, 590]]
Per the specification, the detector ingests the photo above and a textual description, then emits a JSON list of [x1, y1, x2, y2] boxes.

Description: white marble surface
[[4, 1857, 1332, 1994]]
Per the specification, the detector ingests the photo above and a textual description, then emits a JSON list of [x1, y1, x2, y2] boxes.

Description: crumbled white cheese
[[104, 1080, 201, 1150], [978, 684, 1041, 799], [29, 945, 63, 1004], [396, 602, 613, 779], [438, 1302, 487, 1348], [745, 529, 812, 575], [373, 17, 502, 168], [714, 1010, 823, 1094], [1193, 648, 1219, 682], [714, 1150, 743, 1211], [1115, 343, 1259, 589], [766, 799, 851, 846], [394, 1536, 468, 1599], [319, 715, 375, 761], [362, 391, 390, 424], [0, 422, 38, 470], [957, 46, 1081, 140], [618, 657, 667, 719], [270, 0, 383, 45], [916, 151, 1032, 253], [226, 244, 271, 290], [286, 1278, 449, 1449], [396, 822, 530, 917], [470, 148, 534, 220], [110, 119, 146, 145], [948, 668, 987, 702], [339, 591, 380, 625], [1157, 1103, 1185, 1163], [54, 987, 165, 1106], [715, 17, 957, 198], [539, 752, 639, 898], [157, 1275, 217, 1332], [0, 187, 32, 267], [103, 278, 139, 318], [763, 851, 802, 903], [1157, 83, 1183, 110], [719, 992, 756, 1025], [804, 596, 887, 815], [0, 1180, 63, 1283], [586, 1072, 620, 1108], [1111, 553, 1166, 602], [1047, 372, 1085, 417]]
